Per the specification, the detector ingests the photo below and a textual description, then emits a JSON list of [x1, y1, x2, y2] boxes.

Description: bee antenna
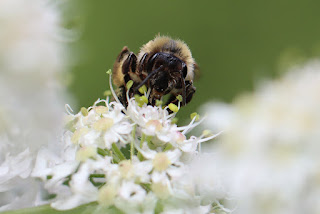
[[135, 65, 163, 92]]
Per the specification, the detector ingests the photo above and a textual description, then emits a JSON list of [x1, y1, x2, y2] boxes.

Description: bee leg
[[122, 52, 137, 85], [164, 81, 195, 107], [116, 86, 128, 108], [185, 81, 196, 104], [138, 53, 148, 74]]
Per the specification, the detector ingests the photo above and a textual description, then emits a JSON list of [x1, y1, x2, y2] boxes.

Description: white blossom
[[202, 60, 320, 214], [0, 0, 69, 211], [68, 100, 133, 149], [32, 76, 223, 213]]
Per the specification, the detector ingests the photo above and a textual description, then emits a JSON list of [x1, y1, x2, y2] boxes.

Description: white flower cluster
[[32, 77, 224, 214], [0, 0, 69, 211], [203, 60, 320, 214]]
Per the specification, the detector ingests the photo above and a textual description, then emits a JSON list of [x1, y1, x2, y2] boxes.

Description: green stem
[[146, 135, 155, 150], [111, 143, 126, 161], [89, 174, 106, 187], [140, 183, 151, 191], [163, 143, 173, 152], [0, 203, 100, 214], [137, 134, 146, 161], [140, 134, 146, 147], [131, 125, 136, 161], [97, 147, 111, 157], [110, 150, 120, 164], [89, 173, 105, 178]]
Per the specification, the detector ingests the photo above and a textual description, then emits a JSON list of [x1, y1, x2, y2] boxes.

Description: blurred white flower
[[202, 60, 320, 214], [0, 0, 69, 211], [161, 205, 211, 214]]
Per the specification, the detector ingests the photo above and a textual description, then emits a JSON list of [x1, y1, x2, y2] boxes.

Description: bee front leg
[[185, 81, 196, 104], [122, 52, 137, 85], [115, 86, 128, 108], [164, 81, 196, 107]]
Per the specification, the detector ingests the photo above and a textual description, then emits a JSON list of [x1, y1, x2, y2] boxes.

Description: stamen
[[155, 100, 163, 107], [108, 73, 121, 104], [197, 130, 223, 144], [125, 80, 134, 106], [176, 95, 183, 102], [168, 103, 179, 113], [138, 85, 147, 94], [171, 118, 178, 124], [80, 107, 88, 116], [113, 132, 128, 145], [178, 116, 207, 134], [65, 104, 74, 115], [190, 112, 200, 121], [103, 90, 112, 97], [126, 80, 134, 90]]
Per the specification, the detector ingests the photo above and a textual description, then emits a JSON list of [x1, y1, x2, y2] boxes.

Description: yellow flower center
[[94, 106, 109, 114], [151, 182, 170, 199], [71, 127, 89, 144], [146, 120, 163, 132], [153, 152, 171, 171], [119, 160, 134, 179], [98, 184, 117, 207], [76, 146, 96, 162], [93, 117, 114, 131]]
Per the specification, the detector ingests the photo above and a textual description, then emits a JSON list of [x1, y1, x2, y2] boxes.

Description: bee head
[[148, 53, 187, 92]]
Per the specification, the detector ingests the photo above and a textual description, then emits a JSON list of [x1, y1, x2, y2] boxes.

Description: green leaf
[[0, 203, 124, 214]]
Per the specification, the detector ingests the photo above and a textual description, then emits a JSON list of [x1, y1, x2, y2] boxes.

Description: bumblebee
[[112, 36, 198, 107]]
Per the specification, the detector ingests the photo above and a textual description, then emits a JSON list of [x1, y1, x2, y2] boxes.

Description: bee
[[112, 36, 198, 107]]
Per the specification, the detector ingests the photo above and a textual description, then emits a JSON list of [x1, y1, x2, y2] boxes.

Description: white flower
[[51, 157, 112, 210], [51, 162, 98, 210], [0, 0, 69, 211], [127, 99, 175, 146], [202, 60, 320, 214], [69, 100, 133, 149], [118, 181, 146, 203], [161, 205, 211, 214], [116, 190, 158, 214], [0, 149, 33, 189], [137, 143, 182, 173], [189, 154, 228, 204], [30, 75, 223, 213], [135, 143, 187, 201], [127, 100, 167, 126]]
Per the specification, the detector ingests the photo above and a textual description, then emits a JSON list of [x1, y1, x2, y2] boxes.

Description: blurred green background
[[67, 0, 320, 120]]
